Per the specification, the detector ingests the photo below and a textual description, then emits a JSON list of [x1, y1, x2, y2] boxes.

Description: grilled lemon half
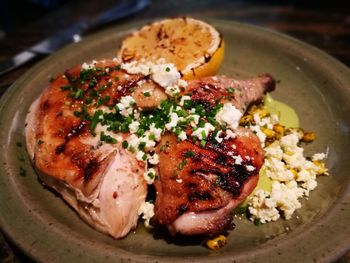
[[118, 17, 224, 80]]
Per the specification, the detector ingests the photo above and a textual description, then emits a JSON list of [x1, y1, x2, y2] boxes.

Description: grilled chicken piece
[[185, 74, 275, 113], [152, 75, 275, 236], [25, 59, 155, 238]]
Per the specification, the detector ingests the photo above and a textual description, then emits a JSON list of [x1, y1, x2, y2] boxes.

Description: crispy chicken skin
[[25, 59, 148, 238], [185, 74, 275, 112], [25, 56, 275, 238], [152, 75, 275, 235]]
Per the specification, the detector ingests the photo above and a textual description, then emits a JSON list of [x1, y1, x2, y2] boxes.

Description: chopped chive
[[17, 154, 25, 162], [178, 160, 187, 170], [85, 97, 92, 104], [100, 131, 117, 144], [90, 110, 102, 132], [138, 141, 146, 151], [143, 91, 151, 97], [88, 80, 96, 88], [60, 85, 71, 91], [226, 87, 235, 93], [237, 206, 247, 215], [148, 172, 155, 179], [201, 130, 207, 139], [122, 140, 128, 149], [142, 153, 147, 161], [74, 89, 84, 99], [254, 219, 262, 226], [184, 150, 195, 158], [19, 166, 26, 176], [198, 120, 206, 128]]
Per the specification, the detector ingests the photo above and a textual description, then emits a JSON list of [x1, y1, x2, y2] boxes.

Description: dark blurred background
[[0, 0, 349, 262], [0, 0, 349, 36]]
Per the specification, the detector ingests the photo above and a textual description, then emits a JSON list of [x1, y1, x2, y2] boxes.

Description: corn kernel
[[286, 128, 304, 140], [205, 235, 227, 250], [301, 131, 316, 143], [248, 105, 258, 115], [291, 168, 298, 178], [261, 127, 276, 139], [273, 124, 285, 139], [240, 115, 253, 126], [257, 108, 269, 118], [313, 160, 329, 175]]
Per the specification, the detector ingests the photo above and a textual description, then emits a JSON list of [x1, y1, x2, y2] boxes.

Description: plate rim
[[0, 18, 350, 263]]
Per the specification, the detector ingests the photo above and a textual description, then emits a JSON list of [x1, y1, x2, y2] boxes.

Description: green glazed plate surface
[[0, 19, 350, 263]]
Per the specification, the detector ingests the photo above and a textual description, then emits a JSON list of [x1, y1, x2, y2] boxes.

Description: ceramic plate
[[0, 19, 350, 263]]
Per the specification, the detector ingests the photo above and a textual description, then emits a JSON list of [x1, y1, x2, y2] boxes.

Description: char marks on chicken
[[25, 59, 150, 239], [152, 75, 275, 236], [25, 57, 276, 239]]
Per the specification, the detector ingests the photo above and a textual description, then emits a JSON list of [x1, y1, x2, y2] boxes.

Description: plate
[[0, 19, 350, 263]]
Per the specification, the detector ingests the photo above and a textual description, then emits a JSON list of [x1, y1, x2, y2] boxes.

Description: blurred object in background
[[250, 0, 350, 11], [0, 0, 70, 37]]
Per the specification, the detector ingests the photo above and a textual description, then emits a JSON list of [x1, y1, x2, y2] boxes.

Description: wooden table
[[0, 0, 349, 262]]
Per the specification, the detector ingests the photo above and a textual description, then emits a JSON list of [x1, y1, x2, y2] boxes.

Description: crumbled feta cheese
[[128, 134, 140, 151], [187, 114, 200, 127], [142, 138, 156, 151], [248, 189, 280, 223], [136, 151, 146, 162], [178, 79, 188, 88], [178, 131, 187, 141], [121, 60, 152, 75], [151, 63, 180, 88], [81, 62, 91, 70], [214, 131, 223, 143], [191, 123, 215, 140], [253, 113, 274, 129], [233, 155, 243, 165], [246, 165, 255, 172], [143, 168, 156, 185], [149, 123, 162, 141], [121, 59, 183, 96], [165, 84, 180, 97], [312, 152, 326, 161], [81, 60, 97, 70], [248, 130, 326, 223], [165, 112, 181, 131], [249, 125, 267, 146], [148, 153, 159, 165], [129, 121, 140, 134], [116, 96, 135, 117], [179, 95, 191, 106], [138, 201, 154, 228], [264, 141, 283, 159], [215, 103, 243, 130], [225, 130, 237, 140]]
